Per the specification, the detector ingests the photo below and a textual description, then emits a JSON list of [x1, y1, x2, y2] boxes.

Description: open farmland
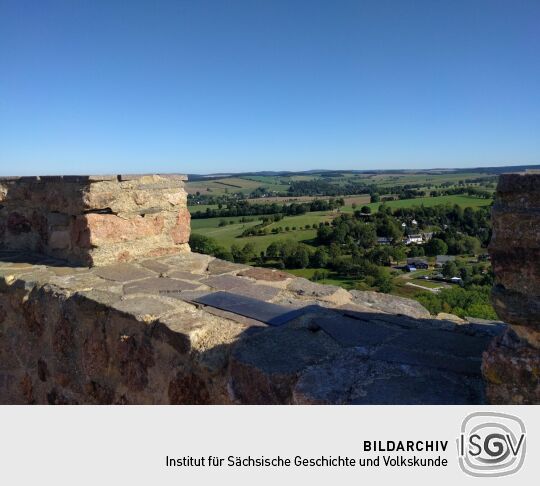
[[366, 194, 492, 211]]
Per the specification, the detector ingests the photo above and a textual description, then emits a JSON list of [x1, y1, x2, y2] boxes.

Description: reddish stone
[[7, 212, 31, 234], [116, 250, 131, 262], [171, 208, 191, 244], [72, 213, 165, 247]]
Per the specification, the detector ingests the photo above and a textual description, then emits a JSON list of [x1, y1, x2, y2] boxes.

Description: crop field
[[186, 177, 289, 195]]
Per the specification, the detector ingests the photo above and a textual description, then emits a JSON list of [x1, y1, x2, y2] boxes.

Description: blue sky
[[0, 0, 539, 175]]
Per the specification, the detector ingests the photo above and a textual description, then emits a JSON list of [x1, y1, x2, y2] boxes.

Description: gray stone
[[315, 314, 402, 348], [163, 253, 212, 274], [293, 350, 484, 405], [349, 290, 431, 319], [94, 263, 155, 282], [139, 259, 171, 274], [229, 326, 341, 404], [201, 274, 280, 301], [123, 277, 202, 295], [372, 345, 483, 376], [112, 296, 175, 320], [287, 278, 351, 304], [166, 270, 203, 282], [207, 259, 249, 275]]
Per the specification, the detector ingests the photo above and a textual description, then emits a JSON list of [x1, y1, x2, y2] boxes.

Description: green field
[[191, 215, 318, 253], [366, 194, 492, 211]]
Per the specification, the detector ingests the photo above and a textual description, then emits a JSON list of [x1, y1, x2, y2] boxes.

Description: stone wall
[[0, 174, 190, 266], [482, 172, 540, 404]]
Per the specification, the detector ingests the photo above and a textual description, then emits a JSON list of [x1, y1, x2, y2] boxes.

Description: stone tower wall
[[0, 174, 190, 266], [483, 172, 540, 404]]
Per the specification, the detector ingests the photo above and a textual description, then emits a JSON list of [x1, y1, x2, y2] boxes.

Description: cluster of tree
[[187, 193, 244, 206], [285, 180, 375, 197], [191, 198, 345, 219], [189, 233, 233, 261], [393, 204, 492, 245], [417, 285, 497, 320], [264, 240, 395, 292], [441, 260, 494, 286], [218, 216, 255, 226], [429, 186, 492, 198], [317, 210, 405, 246]]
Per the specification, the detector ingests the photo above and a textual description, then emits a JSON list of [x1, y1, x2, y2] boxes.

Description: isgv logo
[[457, 412, 526, 477]]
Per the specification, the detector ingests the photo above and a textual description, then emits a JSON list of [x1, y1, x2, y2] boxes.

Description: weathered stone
[[482, 329, 540, 404], [294, 349, 484, 405], [201, 274, 280, 301], [315, 314, 402, 348], [163, 252, 213, 273], [94, 263, 155, 282], [483, 172, 540, 404], [229, 327, 341, 404], [166, 270, 203, 282], [436, 312, 467, 323], [48, 230, 71, 250], [206, 259, 249, 275], [171, 207, 191, 244], [350, 290, 431, 319], [287, 278, 351, 305], [139, 259, 171, 274], [123, 277, 202, 295], [0, 174, 190, 266], [112, 296, 175, 321]]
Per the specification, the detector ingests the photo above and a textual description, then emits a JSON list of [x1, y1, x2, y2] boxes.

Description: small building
[[377, 237, 392, 245], [406, 258, 429, 269], [436, 255, 456, 267], [450, 276, 463, 285], [405, 234, 423, 245]]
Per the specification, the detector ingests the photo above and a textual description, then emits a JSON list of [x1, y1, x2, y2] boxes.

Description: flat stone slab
[[287, 278, 351, 304], [162, 253, 213, 273], [112, 296, 176, 320], [230, 327, 342, 404], [201, 274, 281, 300], [371, 345, 483, 376], [207, 259, 249, 275], [388, 328, 492, 359], [315, 315, 402, 348], [167, 270, 204, 281], [238, 267, 292, 282], [94, 263, 155, 282], [193, 291, 307, 326], [123, 277, 202, 295], [349, 290, 431, 319], [139, 259, 171, 274], [293, 350, 484, 405]]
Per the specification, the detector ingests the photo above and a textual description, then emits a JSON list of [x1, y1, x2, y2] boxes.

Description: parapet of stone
[[483, 172, 540, 404], [0, 251, 502, 404], [0, 174, 190, 266]]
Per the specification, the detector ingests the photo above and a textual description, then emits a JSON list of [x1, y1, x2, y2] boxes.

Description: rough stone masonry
[[0, 174, 191, 266], [0, 173, 536, 404], [482, 172, 540, 404]]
